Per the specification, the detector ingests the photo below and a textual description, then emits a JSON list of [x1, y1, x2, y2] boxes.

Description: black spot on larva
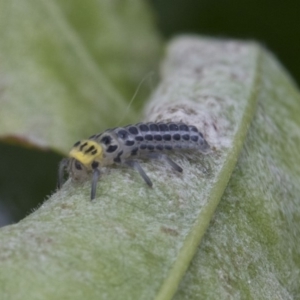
[[75, 161, 82, 170], [91, 149, 98, 155], [128, 126, 138, 135], [173, 134, 180, 141], [131, 147, 138, 156], [165, 145, 172, 150], [91, 161, 99, 169], [114, 150, 123, 163], [182, 134, 190, 141], [145, 134, 153, 141], [147, 145, 154, 151], [140, 144, 147, 150], [156, 144, 163, 151], [101, 135, 112, 145], [73, 141, 80, 147], [149, 123, 158, 131], [179, 124, 189, 131], [125, 140, 135, 146], [169, 123, 179, 131], [107, 145, 118, 153], [139, 124, 149, 132], [89, 134, 96, 139], [199, 132, 204, 138], [163, 134, 171, 141], [191, 135, 199, 142], [79, 142, 88, 151], [135, 136, 144, 142], [154, 135, 162, 141], [158, 123, 168, 131], [189, 126, 198, 133], [117, 130, 128, 139], [114, 156, 121, 163], [85, 145, 95, 153]]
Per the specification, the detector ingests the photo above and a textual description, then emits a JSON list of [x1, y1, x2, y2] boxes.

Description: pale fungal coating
[[58, 122, 210, 200]]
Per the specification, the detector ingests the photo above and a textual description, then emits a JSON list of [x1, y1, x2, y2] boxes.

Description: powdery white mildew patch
[[144, 36, 258, 150]]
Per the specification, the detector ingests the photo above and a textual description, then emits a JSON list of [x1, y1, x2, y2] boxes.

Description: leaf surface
[[0, 0, 161, 153], [174, 48, 300, 300], [0, 36, 264, 299]]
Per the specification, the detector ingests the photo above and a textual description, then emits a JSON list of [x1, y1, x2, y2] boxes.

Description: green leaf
[[174, 48, 300, 299], [0, 36, 267, 299], [0, 0, 162, 153]]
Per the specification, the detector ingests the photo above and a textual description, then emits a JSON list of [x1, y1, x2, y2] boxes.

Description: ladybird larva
[[58, 122, 210, 200]]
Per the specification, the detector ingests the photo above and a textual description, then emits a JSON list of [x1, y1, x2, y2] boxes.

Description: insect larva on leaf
[[58, 122, 210, 200]]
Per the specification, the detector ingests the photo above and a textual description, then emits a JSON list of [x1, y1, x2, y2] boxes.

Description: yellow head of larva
[[69, 140, 103, 168]]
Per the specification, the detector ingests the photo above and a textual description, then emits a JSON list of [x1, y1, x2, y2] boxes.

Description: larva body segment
[[58, 122, 210, 200]]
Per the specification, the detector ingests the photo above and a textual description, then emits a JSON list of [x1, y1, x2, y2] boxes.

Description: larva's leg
[[124, 160, 153, 187], [91, 168, 101, 200], [146, 152, 183, 173], [58, 158, 69, 189]]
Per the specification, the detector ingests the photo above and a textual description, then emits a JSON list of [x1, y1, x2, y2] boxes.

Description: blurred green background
[[1, 0, 299, 227], [151, 0, 300, 85]]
